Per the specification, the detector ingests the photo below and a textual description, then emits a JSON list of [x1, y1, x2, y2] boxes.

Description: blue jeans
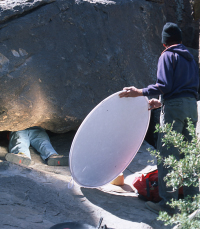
[[157, 97, 199, 213], [8, 127, 58, 161]]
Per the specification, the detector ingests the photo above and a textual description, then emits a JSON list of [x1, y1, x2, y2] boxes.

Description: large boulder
[[0, 0, 198, 133], [190, 0, 200, 20]]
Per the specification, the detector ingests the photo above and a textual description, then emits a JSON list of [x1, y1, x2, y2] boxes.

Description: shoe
[[47, 154, 68, 166], [145, 201, 174, 215], [145, 201, 163, 214], [5, 152, 31, 166]]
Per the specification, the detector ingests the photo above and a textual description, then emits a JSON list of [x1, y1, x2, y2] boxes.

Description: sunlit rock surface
[[0, 0, 198, 133]]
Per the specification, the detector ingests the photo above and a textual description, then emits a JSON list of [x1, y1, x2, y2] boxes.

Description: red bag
[[133, 170, 161, 203], [133, 169, 183, 203]]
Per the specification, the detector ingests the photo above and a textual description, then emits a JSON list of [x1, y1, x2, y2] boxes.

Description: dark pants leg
[[157, 97, 199, 213]]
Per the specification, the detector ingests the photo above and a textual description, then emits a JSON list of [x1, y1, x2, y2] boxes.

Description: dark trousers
[[157, 97, 199, 213]]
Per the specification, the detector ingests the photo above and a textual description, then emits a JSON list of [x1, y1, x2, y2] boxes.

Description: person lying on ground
[[5, 126, 68, 166]]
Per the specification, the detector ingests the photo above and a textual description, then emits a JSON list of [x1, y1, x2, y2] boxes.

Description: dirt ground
[[0, 132, 171, 229]]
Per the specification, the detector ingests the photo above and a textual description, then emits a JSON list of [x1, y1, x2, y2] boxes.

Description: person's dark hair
[[162, 22, 182, 45]]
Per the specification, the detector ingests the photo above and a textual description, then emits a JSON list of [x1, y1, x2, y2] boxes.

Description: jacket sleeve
[[142, 52, 174, 97]]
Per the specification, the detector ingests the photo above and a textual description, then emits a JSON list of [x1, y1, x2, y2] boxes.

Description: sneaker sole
[[145, 202, 175, 216], [145, 202, 159, 214], [47, 156, 69, 166], [5, 153, 31, 166]]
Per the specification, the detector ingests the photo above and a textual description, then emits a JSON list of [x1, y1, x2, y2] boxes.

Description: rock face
[[191, 0, 200, 20], [0, 0, 198, 133]]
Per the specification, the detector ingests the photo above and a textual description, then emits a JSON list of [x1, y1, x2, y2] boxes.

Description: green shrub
[[148, 118, 200, 228]]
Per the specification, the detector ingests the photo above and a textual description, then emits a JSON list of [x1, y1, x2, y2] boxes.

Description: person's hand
[[119, 86, 143, 98], [148, 98, 161, 110]]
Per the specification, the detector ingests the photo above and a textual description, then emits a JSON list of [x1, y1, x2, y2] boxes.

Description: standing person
[[119, 22, 199, 214], [5, 126, 68, 166]]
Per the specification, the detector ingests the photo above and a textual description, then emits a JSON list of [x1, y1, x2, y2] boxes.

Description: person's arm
[[143, 53, 174, 97], [119, 86, 143, 98], [119, 53, 174, 99]]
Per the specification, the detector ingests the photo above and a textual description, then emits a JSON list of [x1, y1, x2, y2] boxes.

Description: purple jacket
[[142, 44, 199, 100]]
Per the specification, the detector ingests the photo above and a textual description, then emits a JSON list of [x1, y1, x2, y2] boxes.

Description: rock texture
[[0, 0, 198, 133], [190, 0, 200, 20]]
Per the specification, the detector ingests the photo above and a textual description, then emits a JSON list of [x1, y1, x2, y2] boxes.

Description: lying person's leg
[[6, 130, 31, 166], [29, 127, 68, 166]]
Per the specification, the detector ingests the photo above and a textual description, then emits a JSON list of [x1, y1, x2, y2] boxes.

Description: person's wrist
[[137, 89, 143, 96]]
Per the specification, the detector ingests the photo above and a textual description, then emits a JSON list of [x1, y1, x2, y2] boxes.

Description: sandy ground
[[0, 132, 172, 229]]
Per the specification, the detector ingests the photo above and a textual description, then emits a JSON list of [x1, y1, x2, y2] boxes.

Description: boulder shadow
[[81, 187, 171, 229]]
